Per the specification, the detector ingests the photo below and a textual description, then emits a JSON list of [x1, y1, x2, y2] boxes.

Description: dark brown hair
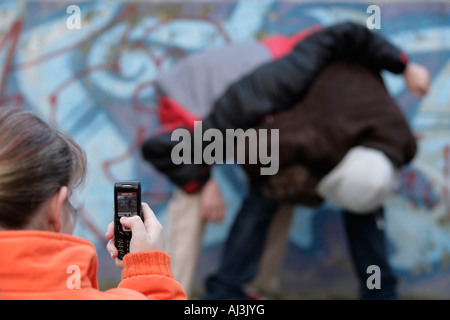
[[0, 106, 87, 229]]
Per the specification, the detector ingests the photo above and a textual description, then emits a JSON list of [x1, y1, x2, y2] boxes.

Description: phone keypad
[[115, 230, 131, 260]]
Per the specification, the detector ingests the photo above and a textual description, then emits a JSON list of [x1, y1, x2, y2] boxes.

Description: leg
[[343, 207, 398, 300], [247, 204, 294, 297], [202, 182, 278, 299], [165, 189, 205, 298]]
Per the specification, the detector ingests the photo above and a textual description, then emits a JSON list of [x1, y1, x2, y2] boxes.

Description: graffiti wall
[[1, 1, 449, 298]]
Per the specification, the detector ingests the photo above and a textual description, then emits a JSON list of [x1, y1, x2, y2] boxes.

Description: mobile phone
[[114, 181, 142, 260]]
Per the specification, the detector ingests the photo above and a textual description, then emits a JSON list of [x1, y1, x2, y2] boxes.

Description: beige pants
[[164, 189, 294, 298]]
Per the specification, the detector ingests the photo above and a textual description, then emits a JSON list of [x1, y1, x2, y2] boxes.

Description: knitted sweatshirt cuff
[[122, 251, 174, 280]]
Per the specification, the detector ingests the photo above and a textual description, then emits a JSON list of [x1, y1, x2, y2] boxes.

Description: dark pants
[[202, 183, 398, 300], [343, 208, 398, 299]]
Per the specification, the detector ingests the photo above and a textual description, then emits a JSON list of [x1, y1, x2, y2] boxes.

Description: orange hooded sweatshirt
[[0, 230, 187, 300]]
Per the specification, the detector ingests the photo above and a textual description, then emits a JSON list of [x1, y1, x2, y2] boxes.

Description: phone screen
[[117, 192, 138, 231]]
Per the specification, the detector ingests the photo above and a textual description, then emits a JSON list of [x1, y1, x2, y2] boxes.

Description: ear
[[47, 186, 68, 232]]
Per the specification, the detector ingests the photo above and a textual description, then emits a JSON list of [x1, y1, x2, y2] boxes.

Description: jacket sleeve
[[116, 251, 187, 300], [202, 21, 408, 133], [142, 129, 210, 193]]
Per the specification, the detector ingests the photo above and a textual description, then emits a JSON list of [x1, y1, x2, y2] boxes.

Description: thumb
[[120, 215, 145, 234]]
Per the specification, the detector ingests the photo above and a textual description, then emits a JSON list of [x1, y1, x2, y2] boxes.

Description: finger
[[420, 84, 430, 95], [417, 90, 426, 98], [209, 205, 222, 223], [214, 206, 223, 222], [120, 215, 147, 237], [106, 239, 118, 258], [141, 202, 163, 239], [141, 202, 161, 229], [115, 258, 124, 269], [414, 88, 427, 99], [201, 205, 213, 222], [212, 211, 220, 223], [200, 204, 208, 222], [105, 221, 115, 240], [217, 205, 225, 222], [208, 208, 218, 223], [214, 206, 225, 223]]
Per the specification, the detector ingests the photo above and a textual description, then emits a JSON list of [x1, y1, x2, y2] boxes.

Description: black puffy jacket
[[142, 22, 410, 193]]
